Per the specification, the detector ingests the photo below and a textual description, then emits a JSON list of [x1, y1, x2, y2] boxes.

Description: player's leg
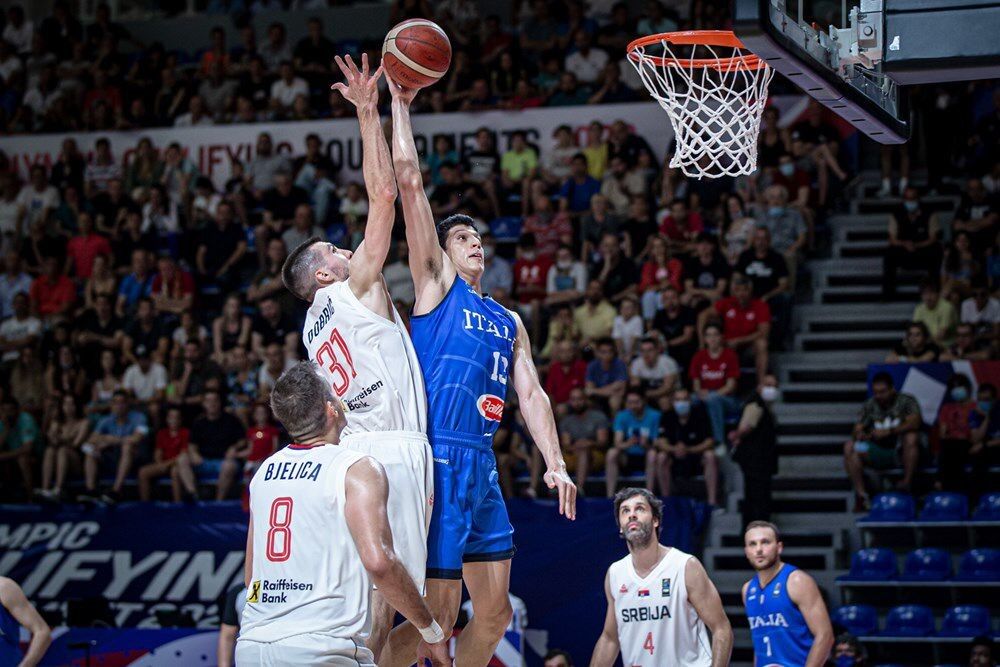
[[381, 578, 463, 667], [643, 448, 657, 492], [702, 449, 719, 506], [137, 461, 171, 501], [40, 445, 56, 492], [112, 442, 135, 494], [456, 559, 514, 665], [656, 450, 672, 496], [605, 447, 623, 498]]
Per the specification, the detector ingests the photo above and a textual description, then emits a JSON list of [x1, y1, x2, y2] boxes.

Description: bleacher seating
[[832, 604, 879, 636], [972, 492, 1000, 521], [955, 548, 1000, 581], [900, 548, 951, 581], [918, 492, 969, 522], [841, 548, 898, 581], [938, 605, 993, 637], [880, 605, 936, 637]]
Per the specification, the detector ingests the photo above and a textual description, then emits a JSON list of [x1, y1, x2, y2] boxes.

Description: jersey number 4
[[265, 497, 293, 562], [315, 328, 357, 396], [643, 632, 655, 655]]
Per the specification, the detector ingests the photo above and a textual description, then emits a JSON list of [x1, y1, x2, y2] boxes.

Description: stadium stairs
[[708, 179, 964, 666]]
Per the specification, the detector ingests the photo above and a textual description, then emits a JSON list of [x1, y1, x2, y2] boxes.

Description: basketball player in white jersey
[[237, 362, 449, 666], [590, 488, 733, 667], [281, 55, 432, 660]]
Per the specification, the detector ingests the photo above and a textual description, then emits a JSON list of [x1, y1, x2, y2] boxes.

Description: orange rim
[[626, 30, 769, 71]]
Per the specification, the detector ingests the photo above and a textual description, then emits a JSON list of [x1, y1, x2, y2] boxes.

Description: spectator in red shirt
[[29, 257, 76, 324], [151, 254, 195, 318], [544, 340, 588, 416], [65, 212, 112, 279], [639, 235, 684, 321], [689, 323, 742, 444], [246, 403, 280, 464], [82, 69, 123, 122], [512, 233, 553, 341], [137, 406, 201, 501], [711, 275, 771, 380], [522, 193, 573, 258], [773, 153, 812, 211], [658, 198, 704, 254], [936, 373, 977, 491]]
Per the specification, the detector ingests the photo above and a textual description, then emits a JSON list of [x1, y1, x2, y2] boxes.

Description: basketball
[[381, 19, 452, 90]]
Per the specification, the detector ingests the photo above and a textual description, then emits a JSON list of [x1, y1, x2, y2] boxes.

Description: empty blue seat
[[881, 605, 935, 637], [864, 492, 916, 522], [956, 548, 1000, 581], [901, 548, 952, 581], [939, 605, 992, 637], [832, 604, 878, 636], [842, 548, 898, 581], [919, 492, 968, 521], [972, 493, 1000, 521]]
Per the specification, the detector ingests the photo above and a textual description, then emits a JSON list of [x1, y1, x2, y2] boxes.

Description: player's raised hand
[[416, 637, 451, 666], [331, 53, 383, 110], [544, 467, 578, 520], [384, 68, 418, 106]]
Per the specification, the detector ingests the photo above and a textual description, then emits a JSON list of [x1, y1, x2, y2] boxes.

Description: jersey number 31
[[315, 328, 357, 396]]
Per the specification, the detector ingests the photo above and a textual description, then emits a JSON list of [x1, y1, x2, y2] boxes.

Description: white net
[[628, 34, 775, 179]]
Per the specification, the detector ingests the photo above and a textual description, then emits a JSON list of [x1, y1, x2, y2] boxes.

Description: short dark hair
[[979, 382, 997, 398], [282, 236, 325, 301], [595, 336, 616, 350], [436, 214, 476, 248], [702, 322, 722, 337], [744, 520, 781, 541], [971, 635, 994, 653], [871, 371, 895, 389], [542, 649, 574, 666], [270, 362, 334, 440], [613, 487, 664, 535]]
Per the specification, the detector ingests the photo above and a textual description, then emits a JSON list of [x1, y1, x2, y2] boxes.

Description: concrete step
[[794, 330, 899, 352], [704, 546, 836, 572], [837, 240, 887, 258], [717, 528, 844, 550], [780, 381, 867, 404], [826, 213, 891, 228], [777, 434, 845, 456], [782, 366, 869, 384], [773, 349, 887, 367], [815, 285, 918, 303], [854, 195, 959, 215], [777, 455, 845, 478], [773, 402, 858, 420], [792, 302, 914, 320]]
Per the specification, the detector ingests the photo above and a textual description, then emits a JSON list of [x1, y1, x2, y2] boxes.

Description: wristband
[[419, 619, 445, 644]]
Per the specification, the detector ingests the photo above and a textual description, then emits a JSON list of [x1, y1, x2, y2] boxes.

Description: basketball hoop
[[627, 30, 774, 179]]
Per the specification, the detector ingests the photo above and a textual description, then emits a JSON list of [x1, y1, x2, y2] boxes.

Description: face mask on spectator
[[522, 249, 536, 261], [768, 206, 784, 217], [903, 200, 919, 212], [978, 399, 992, 412], [674, 400, 691, 416], [779, 163, 795, 177], [760, 385, 780, 402], [557, 259, 572, 270], [834, 657, 856, 667], [951, 387, 969, 402]]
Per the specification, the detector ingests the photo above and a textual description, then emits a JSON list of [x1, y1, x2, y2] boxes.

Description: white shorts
[[341, 430, 433, 592], [236, 634, 374, 666]]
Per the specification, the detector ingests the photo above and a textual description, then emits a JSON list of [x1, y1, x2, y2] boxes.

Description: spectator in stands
[[970, 384, 1000, 498], [953, 178, 999, 249], [197, 201, 247, 294], [122, 344, 168, 413], [478, 234, 512, 301], [189, 389, 246, 501], [251, 295, 297, 359], [0, 252, 33, 320], [560, 154, 602, 218], [524, 194, 572, 259], [257, 342, 293, 400], [36, 393, 88, 502], [937, 372, 978, 491], [729, 374, 780, 526], [259, 22, 291, 73], [690, 323, 741, 445], [606, 388, 661, 497], [138, 405, 198, 502], [711, 275, 771, 380], [564, 30, 608, 85], [629, 336, 679, 404], [684, 232, 731, 311], [759, 185, 807, 284], [559, 388, 610, 495], [0, 395, 36, 499], [0, 292, 40, 370], [247, 133, 291, 194], [844, 371, 922, 509], [586, 336, 628, 414], [736, 226, 792, 347], [270, 61, 307, 113], [543, 648, 575, 667], [117, 249, 154, 317], [961, 283, 1000, 342], [591, 232, 639, 301], [657, 386, 719, 506], [882, 187, 942, 297], [574, 279, 616, 346], [81, 390, 149, 503], [511, 233, 551, 336], [293, 17, 334, 86], [170, 340, 225, 420], [198, 62, 237, 121], [652, 286, 697, 372], [151, 254, 194, 318], [832, 633, 869, 667], [941, 322, 991, 361], [638, 235, 683, 321], [29, 256, 75, 324], [545, 244, 587, 309], [545, 341, 588, 417], [124, 297, 169, 365], [886, 321, 940, 363], [65, 213, 111, 280], [968, 636, 993, 667], [658, 198, 703, 254], [18, 165, 58, 230], [913, 280, 957, 346]]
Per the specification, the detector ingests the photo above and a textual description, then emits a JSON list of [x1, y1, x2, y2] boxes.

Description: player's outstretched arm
[[332, 54, 397, 300], [685, 557, 733, 667], [0, 577, 51, 667], [788, 569, 835, 667], [385, 74, 455, 314], [510, 311, 577, 519], [344, 457, 450, 666], [589, 571, 620, 667]]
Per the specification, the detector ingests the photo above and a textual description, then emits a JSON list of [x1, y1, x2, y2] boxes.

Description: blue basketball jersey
[[745, 564, 814, 667], [0, 602, 22, 664], [410, 278, 516, 444]]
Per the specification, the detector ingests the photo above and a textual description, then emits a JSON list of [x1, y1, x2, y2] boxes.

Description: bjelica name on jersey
[[261, 460, 323, 482]]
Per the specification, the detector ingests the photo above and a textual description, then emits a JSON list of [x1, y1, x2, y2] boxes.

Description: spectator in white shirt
[[259, 22, 292, 72], [0, 253, 32, 320], [629, 335, 679, 402], [612, 296, 645, 360], [270, 61, 308, 111], [174, 95, 215, 127], [564, 30, 609, 85], [122, 345, 168, 407], [543, 124, 579, 186], [0, 40, 23, 83], [2, 6, 33, 55], [17, 166, 59, 230], [961, 284, 1000, 339], [22, 65, 61, 117], [84, 137, 122, 196], [0, 292, 41, 365], [546, 244, 587, 307]]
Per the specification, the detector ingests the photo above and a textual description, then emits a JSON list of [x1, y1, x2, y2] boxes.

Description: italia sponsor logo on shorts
[[477, 394, 504, 421], [247, 578, 315, 604]]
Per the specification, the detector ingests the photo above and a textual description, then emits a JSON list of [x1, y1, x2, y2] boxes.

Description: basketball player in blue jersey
[[378, 73, 578, 667], [0, 577, 51, 666], [743, 521, 834, 667]]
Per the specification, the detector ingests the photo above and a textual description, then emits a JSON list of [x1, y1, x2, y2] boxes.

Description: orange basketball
[[381, 19, 452, 90]]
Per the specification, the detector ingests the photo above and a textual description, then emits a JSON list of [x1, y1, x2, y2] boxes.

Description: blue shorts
[[426, 431, 515, 580]]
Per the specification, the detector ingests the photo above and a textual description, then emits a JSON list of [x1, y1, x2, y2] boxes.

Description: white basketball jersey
[[608, 548, 712, 667], [240, 443, 371, 644], [303, 280, 426, 436]]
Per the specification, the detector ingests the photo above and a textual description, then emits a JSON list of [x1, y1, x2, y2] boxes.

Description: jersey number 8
[[266, 497, 294, 562]]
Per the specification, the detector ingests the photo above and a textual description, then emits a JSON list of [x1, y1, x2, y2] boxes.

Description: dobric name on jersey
[[248, 578, 315, 604], [306, 297, 335, 345], [262, 460, 323, 482], [345, 380, 384, 411]]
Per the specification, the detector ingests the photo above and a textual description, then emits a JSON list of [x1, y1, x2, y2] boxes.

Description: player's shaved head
[[282, 236, 325, 301], [271, 361, 339, 441]]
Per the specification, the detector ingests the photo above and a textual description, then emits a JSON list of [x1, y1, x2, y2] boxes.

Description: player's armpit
[[589, 570, 620, 667], [684, 557, 733, 667]]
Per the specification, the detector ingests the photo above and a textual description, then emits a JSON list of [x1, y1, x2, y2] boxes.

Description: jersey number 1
[[265, 497, 293, 562], [316, 328, 357, 396]]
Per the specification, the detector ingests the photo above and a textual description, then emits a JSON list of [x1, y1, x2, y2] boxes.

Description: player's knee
[[476, 599, 513, 640]]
